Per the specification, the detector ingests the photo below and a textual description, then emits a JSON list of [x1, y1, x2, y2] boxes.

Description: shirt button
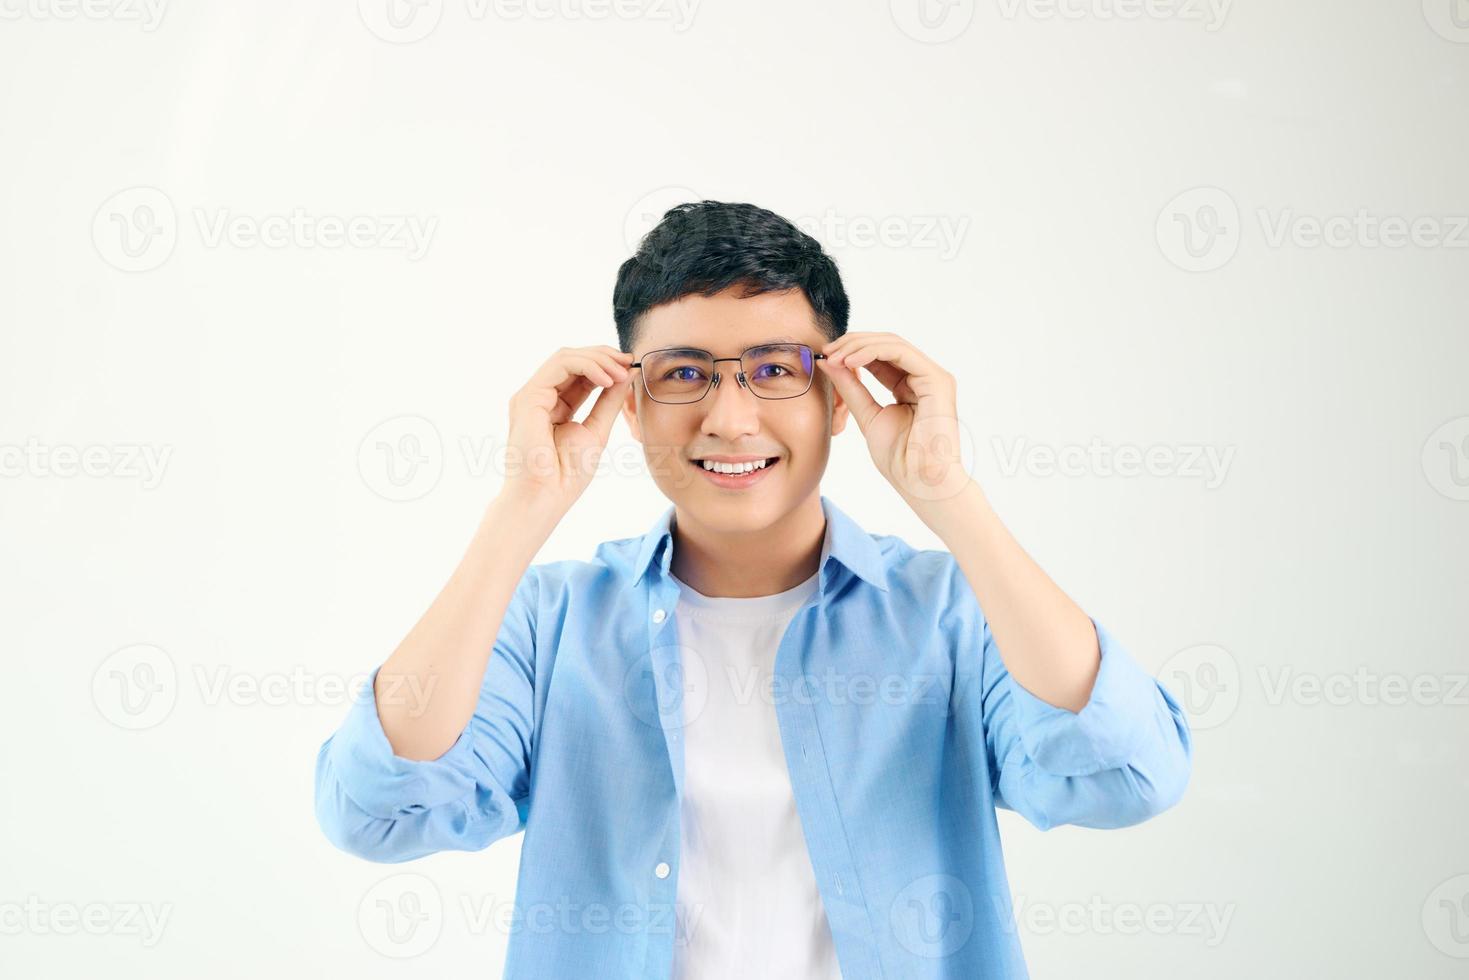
[[654, 862, 670, 879], [652, 609, 666, 624]]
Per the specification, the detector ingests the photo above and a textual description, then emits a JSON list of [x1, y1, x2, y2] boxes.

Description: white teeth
[[701, 458, 772, 475]]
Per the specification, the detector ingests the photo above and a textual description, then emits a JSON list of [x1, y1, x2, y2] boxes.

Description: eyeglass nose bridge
[[708, 355, 750, 393]]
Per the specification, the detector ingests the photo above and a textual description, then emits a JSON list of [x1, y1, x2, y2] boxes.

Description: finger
[[563, 348, 633, 384], [816, 358, 881, 433], [822, 330, 883, 350], [551, 348, 633, 423], [549, 375, 597, 425], [595, 346, 638, 372], [839, 349, 907, 389], [542, 351, 627, 391], [586, 345, 637, 374], [579, 350, 631, 386], [859, 359, 911, 400], [838, 339, 934, 376], [844, 343, 946, 392], [583, 377, 632, 442]]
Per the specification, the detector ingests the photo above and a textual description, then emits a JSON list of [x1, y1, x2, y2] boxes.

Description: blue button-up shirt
[[315, 495, 1192, 978]]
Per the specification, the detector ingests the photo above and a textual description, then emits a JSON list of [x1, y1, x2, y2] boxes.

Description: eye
[[753, 364, 790, 379], [665, 366, 706, 382]]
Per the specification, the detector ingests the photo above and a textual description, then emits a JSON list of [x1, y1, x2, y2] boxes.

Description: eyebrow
[[647, 337, 807, 357]]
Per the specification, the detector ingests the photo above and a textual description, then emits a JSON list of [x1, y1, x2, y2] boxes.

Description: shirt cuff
[[1006, 619, 1163, 777], [325, 666, 479, 819]]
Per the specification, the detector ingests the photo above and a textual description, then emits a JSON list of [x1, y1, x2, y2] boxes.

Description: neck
[[668, 492, 826, 598]]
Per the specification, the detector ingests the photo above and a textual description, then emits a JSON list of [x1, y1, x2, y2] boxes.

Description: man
[[314, 201, 1192, 978]]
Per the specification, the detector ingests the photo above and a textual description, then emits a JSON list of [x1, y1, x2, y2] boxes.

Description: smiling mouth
[[688, 456, 784, 487], [693, 456, 781, 474]]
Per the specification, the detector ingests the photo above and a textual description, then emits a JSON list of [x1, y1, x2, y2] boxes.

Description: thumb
[[819, 359, 880, 434]]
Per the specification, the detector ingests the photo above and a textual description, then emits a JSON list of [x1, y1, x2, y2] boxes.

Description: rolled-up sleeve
[[313, 566, 541, 862], [975, 610, 1192, 831]]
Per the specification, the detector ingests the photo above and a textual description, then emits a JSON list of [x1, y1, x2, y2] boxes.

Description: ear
[[620, 384, 643, 442], [829, 376, 851, 436]]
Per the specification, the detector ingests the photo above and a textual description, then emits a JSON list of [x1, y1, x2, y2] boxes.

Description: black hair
[[613, 200, 849, 354]]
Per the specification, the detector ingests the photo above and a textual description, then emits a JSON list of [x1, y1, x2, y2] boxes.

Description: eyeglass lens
[[641, 344, 816, 403]]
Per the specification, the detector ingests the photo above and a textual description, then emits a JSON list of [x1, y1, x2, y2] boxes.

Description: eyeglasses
[[630, 343, 828, 405]]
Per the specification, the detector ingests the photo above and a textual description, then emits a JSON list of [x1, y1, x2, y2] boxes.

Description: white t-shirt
[[666, 567, 843, 980]]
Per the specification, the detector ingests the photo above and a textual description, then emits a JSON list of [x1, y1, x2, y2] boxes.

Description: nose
[[699, 368, 762, 441]]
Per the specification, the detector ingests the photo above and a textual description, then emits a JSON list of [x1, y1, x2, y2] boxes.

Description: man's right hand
[[503, 344, 635, 510], [368, 345, 634, 762]]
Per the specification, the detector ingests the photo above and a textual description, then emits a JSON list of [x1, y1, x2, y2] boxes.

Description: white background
[[2, 0, 1467, 976]]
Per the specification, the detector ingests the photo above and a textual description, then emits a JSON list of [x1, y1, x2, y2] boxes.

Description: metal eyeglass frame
[[629, 343, 828, 404]]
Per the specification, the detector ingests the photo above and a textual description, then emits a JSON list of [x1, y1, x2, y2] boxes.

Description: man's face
[[620, 285, 850, 533]]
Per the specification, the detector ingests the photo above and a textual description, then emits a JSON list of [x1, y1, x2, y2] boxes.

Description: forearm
[[375, 490, 563, 760], [909, 479, 1100, 712]]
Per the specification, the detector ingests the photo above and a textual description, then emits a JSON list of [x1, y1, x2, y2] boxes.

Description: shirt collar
[[631, 494, 889, 593]]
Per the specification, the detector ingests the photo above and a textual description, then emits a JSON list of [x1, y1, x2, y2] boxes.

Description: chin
[[685, 483, 809, 533]]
